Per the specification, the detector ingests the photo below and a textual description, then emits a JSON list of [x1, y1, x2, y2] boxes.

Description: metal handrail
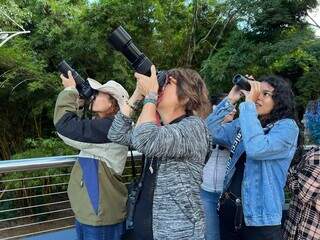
[[0, 182, 69, 193], [0, 155, 77, 173], [1, 146, 316, 239], [0, 200, 70, 213], [0, 173, 71, 183], [0, 208, 72, 223], [0, 191, 68, 203], [0, 151, 142, 173], [0, 151, 143, 239]]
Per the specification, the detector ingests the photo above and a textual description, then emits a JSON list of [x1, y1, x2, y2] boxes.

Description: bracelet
[[143, 98, 157, 105], [145, 91, 158, 101], [126, 100, 139, 111]]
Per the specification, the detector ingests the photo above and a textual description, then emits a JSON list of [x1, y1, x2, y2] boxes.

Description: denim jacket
[[206, 98, 299, 226]]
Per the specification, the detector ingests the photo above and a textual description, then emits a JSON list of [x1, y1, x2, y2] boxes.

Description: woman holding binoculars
[[108, 65, 212, 240], [207, 75, 299, 240]]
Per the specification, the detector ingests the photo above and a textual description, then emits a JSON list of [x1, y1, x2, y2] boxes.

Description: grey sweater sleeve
[[132, 117, 208, 160], [108, 111, 134, 146]]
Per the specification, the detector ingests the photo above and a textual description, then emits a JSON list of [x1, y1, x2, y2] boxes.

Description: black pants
[[219, 198, 283, 240]]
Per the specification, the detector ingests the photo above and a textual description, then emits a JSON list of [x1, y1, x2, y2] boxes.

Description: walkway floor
[[24, 228, 77, 240]]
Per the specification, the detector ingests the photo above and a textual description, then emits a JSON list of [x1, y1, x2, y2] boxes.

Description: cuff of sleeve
[[219, 97, 235, 111], [64, 87, 78, 92], [117, 111, 133, 125], [239, 101, 257, 116]]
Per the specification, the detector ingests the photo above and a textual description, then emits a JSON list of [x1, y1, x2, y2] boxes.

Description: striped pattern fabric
[[283, 147, 320, 240], [108, 112, 211, 239]]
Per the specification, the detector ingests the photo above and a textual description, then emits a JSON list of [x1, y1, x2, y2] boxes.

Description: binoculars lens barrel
[[58, 60, 73, 78], [108, 26, 144, 68], [108, 26, 132, 52], [57, 60, 95, 99], [108, 26, 166, 88], [233, 74, 251, 91]]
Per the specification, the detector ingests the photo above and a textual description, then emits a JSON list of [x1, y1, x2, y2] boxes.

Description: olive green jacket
[[54, 87, 128, 225]]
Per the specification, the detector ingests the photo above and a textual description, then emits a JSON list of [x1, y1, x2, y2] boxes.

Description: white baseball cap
[[87, 78, 129, 106]]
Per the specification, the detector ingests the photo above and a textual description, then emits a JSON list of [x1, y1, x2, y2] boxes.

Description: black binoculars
[[108, 26, 167, 88], [57, 60, 96, 99], [232, 74, 251, 91]]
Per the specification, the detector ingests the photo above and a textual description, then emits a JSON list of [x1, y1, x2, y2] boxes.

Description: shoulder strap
[[129, 146, 137, 180], [204, 127, 213, 164]]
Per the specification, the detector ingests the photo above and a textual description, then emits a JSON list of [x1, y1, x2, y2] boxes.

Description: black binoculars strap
[[219, 123, 274, 232]]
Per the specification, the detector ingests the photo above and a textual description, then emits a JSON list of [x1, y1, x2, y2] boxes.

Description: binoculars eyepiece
[[232, 74, 251, 91]]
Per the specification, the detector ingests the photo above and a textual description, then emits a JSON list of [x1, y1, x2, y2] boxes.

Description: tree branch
[[209, 10, 238, 58], [307, 12, 320, 30]]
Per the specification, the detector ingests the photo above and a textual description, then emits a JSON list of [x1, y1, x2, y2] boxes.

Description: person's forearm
[[108, 112, 134, 146], [121, 91, 142, 118], [136, 103, 157, 125], [54, 88, 79, 125]]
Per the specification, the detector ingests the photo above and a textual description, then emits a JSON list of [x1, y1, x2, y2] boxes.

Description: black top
[[219, 153, 246, 224], [55, 112, 113, 143], [228, 153, 246, 197]]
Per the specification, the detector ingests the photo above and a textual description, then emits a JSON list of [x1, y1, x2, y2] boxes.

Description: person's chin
[[256, 109, 263, 116]]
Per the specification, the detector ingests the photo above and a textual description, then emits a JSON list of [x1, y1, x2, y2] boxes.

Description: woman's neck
[[158, 107, 186, 125], [259, 114, 271, 127], [97, 111, 113, 119]]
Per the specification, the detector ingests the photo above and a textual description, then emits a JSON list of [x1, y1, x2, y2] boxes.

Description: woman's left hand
[[241, 79, 261, 102], [134, 65, 159, 96]]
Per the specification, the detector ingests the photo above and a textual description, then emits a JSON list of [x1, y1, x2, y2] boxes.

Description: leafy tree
[[0, 0, 319, 159], [201, 0, 320, 118]]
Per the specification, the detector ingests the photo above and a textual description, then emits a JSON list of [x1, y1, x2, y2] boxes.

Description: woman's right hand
[[121, 81, 144, 117], [227, 85, 242, 104]]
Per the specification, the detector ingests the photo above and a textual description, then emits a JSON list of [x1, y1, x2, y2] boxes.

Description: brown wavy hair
[[167, 68, 211, 118]]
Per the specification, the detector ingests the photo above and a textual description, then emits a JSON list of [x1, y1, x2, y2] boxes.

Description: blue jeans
[[75, 219, 125, 240], [200, 188, 221, 240]]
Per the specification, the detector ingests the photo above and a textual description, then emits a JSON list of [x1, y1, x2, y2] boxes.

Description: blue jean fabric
[[206, 98, 299, 226], [75, 220, 124, 240], [200, 188, 221, 240]]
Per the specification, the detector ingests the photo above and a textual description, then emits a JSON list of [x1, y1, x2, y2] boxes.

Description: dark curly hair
[[258, 75, 303, 165], [258, 75, 295, 126]]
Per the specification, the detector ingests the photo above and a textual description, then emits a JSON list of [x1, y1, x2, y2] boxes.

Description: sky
[[307, 5, 320, 37]]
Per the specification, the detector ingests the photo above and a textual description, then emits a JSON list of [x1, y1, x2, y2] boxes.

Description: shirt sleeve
[[54, 88, 113, 144], [132, 117, 208, 161], [239, 101, 299, 161], [107, 112, 134, 146], [206, 98, 239, 149], [297, 162, 320, 203]]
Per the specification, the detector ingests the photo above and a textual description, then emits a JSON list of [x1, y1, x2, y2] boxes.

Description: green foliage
[[0, 0, 319, 159], [12, 138, 77, 159], [201, 19, 320, 117]]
